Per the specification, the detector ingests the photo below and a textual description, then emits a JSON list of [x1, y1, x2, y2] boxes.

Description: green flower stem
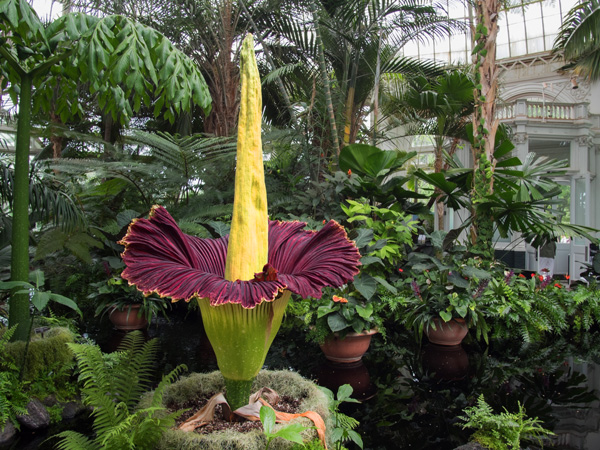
[[198, 291, 291, 410], [223, 378, 255, 413], [9, 72, 32, 342]]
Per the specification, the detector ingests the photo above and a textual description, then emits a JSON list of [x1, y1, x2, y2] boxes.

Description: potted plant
[[393, 231, 492, 346], [300, 200, 417, 362], [301, 288, 383, 363], [90, 259, 169, 330]]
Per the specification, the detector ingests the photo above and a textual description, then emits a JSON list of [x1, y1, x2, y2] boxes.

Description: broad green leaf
[[259, 406, 275, 435], [455, 305, 468, 317], [31, 291, 50, 311], [348, 429, 364, 449], [337, 384, 354, 402], [352, 273, 377, 300], [49, 294, 82, 316], [439, 311, 452, 322], [272, 423, 307, 444], [29, 269, 45, 288], [355, 303, 373, 320], [117, 210, 140, 228], [0, 280, 32, 291], [327, 313, 348, 333]]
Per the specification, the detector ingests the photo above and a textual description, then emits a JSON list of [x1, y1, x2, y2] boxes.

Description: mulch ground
[[168, 393, 303, 434]]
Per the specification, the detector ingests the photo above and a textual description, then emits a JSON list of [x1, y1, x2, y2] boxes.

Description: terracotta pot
[[425, 318, 468, 346], [108, 304, 148, 330], [319, 329, 377, 363]]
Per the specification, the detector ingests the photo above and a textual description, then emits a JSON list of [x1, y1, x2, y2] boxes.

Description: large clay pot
[[319, 329, 377, 363], [108, 304, 148, 330], [425, 318, 468, 346]]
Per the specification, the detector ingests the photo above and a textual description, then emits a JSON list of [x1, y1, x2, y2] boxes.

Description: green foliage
[[2, 326, 75, 381], [460, 394, 554, 450], [319, 384, 362, 450], [301, 200, 416, 342], [0, 269, 82, 318], [89, 258, 169, 324], [393, 231, 492, 343], [563, 281, 600, 333], [483, 271, 568, 342], [0, 326, 28, 431], [55, 331, 186, 450], [261, 405, 310, 449]]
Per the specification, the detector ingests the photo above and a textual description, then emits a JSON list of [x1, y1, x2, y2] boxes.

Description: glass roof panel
[[401, 0, 582, 62]]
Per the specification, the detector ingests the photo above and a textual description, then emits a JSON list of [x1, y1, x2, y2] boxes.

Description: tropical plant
[[482, 270, 568, 343], [89, 258, 169, 326], [380, 70, 475, 229], [302, 199, 416, 343], [269, 0, 461, 157], [0, 326, 28, 431], [0, 0, 211, 341], [416, 126, 599, 255], [337, 144, 426, 214], [553, 0, 600, 81], [260, 405, 310, 450], [303, 290, 386, 345], [117, 36, 361, 411], [54, 331, 186, 450], [319, 384, 363, 450], [392, 230, 492, 343], [460, 394, 554, 450], [564, 281, 600, 333]]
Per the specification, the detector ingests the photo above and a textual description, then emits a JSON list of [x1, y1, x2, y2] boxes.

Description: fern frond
[[53, 430, 99, 450]]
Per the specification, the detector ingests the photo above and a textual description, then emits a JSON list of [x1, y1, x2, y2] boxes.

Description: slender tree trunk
[[309, 0, 340, 158], [50, 111, 63, 159], [9, 73, 32, 342], [469, 0, 500, 261], [371, 34, 382, 146], [342, 49, 361, 146]]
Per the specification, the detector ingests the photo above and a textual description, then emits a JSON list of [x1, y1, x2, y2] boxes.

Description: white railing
[[496, 100, 586, 121], [526, 102, 575, 120]]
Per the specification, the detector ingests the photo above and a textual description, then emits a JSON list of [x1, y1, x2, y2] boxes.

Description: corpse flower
[[119, 34, 361, 411]]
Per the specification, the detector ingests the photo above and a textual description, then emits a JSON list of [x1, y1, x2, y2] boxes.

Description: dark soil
[[169, 393, 303, 434]]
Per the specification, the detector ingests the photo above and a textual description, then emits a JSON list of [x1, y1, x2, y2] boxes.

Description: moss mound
[[144, 370, 331, 450], [2, 327, 75, 381]]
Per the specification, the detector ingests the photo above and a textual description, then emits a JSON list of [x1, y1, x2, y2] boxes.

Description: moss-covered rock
[[2, 327, 74, 381], [142, 370, 331, 450]]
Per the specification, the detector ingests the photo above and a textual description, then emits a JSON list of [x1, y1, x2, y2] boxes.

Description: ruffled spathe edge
[[119, 206, 361, 309]]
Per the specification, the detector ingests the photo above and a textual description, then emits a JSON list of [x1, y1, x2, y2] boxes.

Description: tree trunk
[[469, 0, 500, 262], [309, 0, 340, 158], [8, 73, 32, 342]]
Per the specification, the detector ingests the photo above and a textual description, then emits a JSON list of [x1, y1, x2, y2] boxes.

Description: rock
[[61, 401, 89, 420], [0, 421, 17, 445], [454, 444, 488, 450], [16, 398, 50, 431]]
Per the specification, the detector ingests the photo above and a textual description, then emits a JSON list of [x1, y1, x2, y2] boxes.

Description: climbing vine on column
[[470, 0, 500, 263]]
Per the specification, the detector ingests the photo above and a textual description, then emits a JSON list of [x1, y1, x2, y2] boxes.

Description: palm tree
[[265, 0, 463, 159], [554, 0, 600, 81], [381, 70, 475, 230]]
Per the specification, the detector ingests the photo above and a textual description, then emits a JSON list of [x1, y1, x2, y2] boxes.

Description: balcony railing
[[496, 100, 588, 121]]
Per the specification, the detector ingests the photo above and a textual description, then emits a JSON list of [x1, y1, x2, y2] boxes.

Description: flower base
[[141, 370, 331, 450], [425, 318, 468, 346], [319, 329, 378, 363]]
